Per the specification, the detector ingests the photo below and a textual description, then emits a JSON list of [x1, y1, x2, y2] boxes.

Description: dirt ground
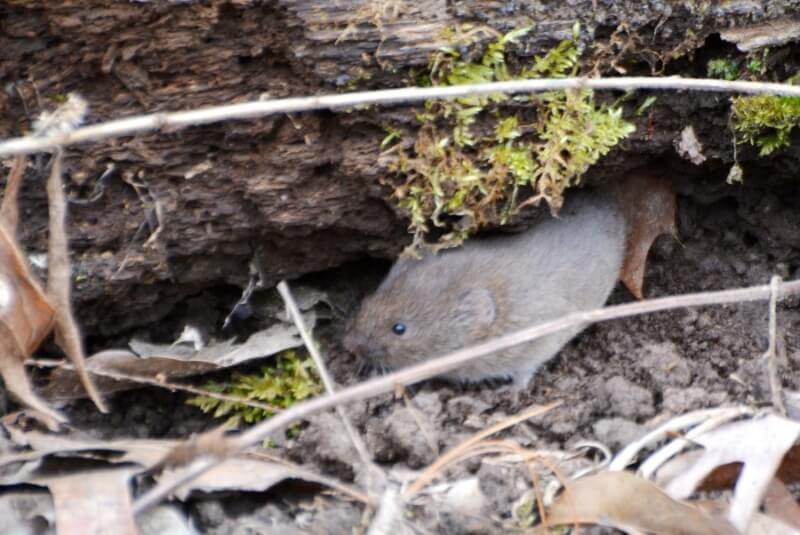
[[33, 176, 797, 534]]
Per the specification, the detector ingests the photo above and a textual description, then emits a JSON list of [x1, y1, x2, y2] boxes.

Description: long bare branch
[[2, 77, 799, 156]]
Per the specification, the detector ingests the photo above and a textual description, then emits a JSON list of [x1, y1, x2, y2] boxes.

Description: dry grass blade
[[277, 281, 377, 474], [45, 152, 107, 413], [765, 275, 786, 414], [404, 401, 560, 497]]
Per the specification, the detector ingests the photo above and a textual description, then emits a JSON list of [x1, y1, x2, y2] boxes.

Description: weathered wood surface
[[1, 0, 800, 335]]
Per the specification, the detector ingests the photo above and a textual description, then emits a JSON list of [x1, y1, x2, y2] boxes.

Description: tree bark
[[1, 0, 799, 336]]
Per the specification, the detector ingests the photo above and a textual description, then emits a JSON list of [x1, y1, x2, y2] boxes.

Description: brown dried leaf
[[42, 321, 304, 400], [613, 174, 677, 299], [0, 425, 351, 503], [0, 326, 64, 429], [764, 478, 800, 530], [0, 155, 25, 234], [40, 468, 138, 535], [0, 226, 55, 355], [45, 152, 107, 412], [0, 221, 62, 428], [548, 471, 733, 535], [659, 414, 800, 532]]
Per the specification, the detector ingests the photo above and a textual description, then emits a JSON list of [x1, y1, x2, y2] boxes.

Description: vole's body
[[344, 190, 626, 384]]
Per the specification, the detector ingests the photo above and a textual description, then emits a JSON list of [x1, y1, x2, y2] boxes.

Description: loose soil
[[43, 181, 800, 534]]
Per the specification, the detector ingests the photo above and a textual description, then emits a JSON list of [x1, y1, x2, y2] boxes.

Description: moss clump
[[707, 50, 768, 81], [707, 58, 739, 81], [385, 24, 635, 245], [732, 92, 800, 156], [187, 349, 321, 427], [704, 50, 800, 157]]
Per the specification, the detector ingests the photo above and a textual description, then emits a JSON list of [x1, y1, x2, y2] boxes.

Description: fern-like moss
[[384, 24, 635, 245], [187, 349, 321, 428], [732, 93, 800, 156]]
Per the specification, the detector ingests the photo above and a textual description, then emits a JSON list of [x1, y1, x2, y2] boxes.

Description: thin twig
[[133, 278, 800, 514], [765, 275, 786, 415], [3, 77, 800, 156], [28, 356, 285, 415], [276, 281, 377, 472], [404, 402, 560, 497]]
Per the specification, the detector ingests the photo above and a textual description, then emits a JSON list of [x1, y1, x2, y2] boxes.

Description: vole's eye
[[392, 322, 406, 336]]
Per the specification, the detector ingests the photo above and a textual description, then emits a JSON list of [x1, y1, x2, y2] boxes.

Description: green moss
[[703, 49, 800, 157], [707, 58, 739, 81], [514, 494, 539, 528], [732, 91, 800, 156], [187, 349, 322, 428], [386, 24, 635, 244]]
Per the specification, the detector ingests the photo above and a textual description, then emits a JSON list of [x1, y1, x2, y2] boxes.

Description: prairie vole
[[343, 190, 626, 384]]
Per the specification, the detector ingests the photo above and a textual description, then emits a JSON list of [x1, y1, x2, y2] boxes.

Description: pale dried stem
[[276, 281, 377, 473], [46, 152, 107, 412], [30, 355, 285, 414], [134, 277, 800, 514], [4, 77, 800, 157], [765, 275, 786, 415], [404, 402, 560, 497]]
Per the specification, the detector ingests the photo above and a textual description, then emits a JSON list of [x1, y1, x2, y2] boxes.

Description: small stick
[[6, 77, 800, 156], [277, 281, 378, 473], [29, 354, 284, 414], [765, 275, 786, 415], [404, 403, 559, 497], [134, 278, 800, 514]]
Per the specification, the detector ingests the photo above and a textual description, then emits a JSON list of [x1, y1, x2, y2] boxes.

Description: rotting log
[[1, 0, 800, 336]]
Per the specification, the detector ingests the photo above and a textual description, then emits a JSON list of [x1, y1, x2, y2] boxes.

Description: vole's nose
[[343, 331, 380, 360], [342, 331, 366, 355]]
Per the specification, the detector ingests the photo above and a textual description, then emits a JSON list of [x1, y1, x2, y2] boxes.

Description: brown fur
[[343, 190, 626, 385]]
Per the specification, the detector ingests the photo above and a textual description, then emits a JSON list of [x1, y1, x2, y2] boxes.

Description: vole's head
[[343, 254, 497, 373]]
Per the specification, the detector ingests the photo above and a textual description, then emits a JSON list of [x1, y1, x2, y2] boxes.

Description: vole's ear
[[452, 288, 496, 328]]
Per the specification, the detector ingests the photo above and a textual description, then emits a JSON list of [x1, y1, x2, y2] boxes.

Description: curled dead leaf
[[611, 174, 677, 299]]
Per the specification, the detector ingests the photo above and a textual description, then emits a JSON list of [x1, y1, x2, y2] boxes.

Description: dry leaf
[[0, 224, 62, 428], [0, 424, 351, 504], [45, 152, 107, 412], [0, 227, 55, 354], [658, 414, 800, 533], [42, 321, 306, 400], [548, 471, 732, 535], [41, 468, 138, 535], [612, 174, 677, 299], [0, 156, 25, 243], [764, 478, 800, 530]]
